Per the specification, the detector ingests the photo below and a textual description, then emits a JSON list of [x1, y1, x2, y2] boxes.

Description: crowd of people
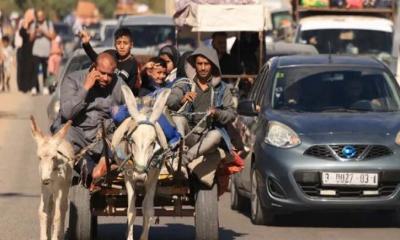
[[0, 9, 63, 95], [0, 6, 247, 189]]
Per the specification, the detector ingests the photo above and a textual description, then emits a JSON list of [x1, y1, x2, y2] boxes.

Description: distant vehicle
[[295, 16, 393, 58], [232, 55, 400, 225], [102, 15, 176, 63], [100, 19, 118, 42], [53, 22, 75, 55], [293, 0, 396, 62]]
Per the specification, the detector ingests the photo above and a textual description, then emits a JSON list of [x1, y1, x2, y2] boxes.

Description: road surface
[[0, 92, 399, 240]]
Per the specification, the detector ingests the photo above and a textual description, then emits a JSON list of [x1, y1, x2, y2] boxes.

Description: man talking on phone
[[52, 52, 126, 190]]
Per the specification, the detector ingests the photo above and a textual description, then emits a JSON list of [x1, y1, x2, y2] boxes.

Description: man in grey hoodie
[[167, 46, 236, 165], [56, 52, 125, 187]]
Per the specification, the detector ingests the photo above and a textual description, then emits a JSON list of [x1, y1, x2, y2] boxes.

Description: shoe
[[92, 158, 107, 180], [42, 87, 49, 95], [92, 158, 118, 180], [30, 87, 37, 96]]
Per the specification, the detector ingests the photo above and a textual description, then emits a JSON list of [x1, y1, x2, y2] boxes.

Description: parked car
[[231, 55, 400, 225]]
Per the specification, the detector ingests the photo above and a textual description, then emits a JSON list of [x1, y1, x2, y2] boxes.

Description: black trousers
[[33, 56, 48, 91]]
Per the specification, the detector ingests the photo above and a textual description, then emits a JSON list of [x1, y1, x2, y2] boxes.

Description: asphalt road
[[1, 92, 400, 240]]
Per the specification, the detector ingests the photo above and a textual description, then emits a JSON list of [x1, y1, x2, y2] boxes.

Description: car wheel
[[230, 175, 247, 211], [250, 169, 275, 225]]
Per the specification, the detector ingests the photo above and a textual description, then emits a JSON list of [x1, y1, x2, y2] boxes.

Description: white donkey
[[30, 116, 74, 240], [112, 85, 171, 240]]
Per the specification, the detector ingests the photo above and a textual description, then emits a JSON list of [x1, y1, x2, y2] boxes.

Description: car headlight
[[395, 131, 400, 145], [264, 121, 301, 148]]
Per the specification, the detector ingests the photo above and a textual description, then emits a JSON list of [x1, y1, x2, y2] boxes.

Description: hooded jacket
[[159, 45, 180, 68], [159, 45, 180, 84], [167, 46, 236, 126]]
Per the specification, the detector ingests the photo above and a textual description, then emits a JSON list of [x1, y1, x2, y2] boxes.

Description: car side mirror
[[237, 99, 258, 116]]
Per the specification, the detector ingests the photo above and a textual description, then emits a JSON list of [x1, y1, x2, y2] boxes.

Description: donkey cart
[[67, 125, 221, 240], [68, 170, 219, 240]]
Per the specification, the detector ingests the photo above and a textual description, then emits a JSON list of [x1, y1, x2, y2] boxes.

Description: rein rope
[[73, 129, 105, 166], [118, 119, 171, 174]]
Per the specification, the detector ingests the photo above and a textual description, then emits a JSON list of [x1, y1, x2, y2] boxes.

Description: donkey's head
[[121, 85, 170, 173], [30, 116, 72, 185]]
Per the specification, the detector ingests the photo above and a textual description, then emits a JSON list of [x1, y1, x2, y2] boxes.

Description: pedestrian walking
[[30, 9, 55, 95], [16, 8, 35, 93], [1, 36, 14, 92]]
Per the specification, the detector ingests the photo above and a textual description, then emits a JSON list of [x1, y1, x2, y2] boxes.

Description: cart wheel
[[68, 183, 97, 240], [195, 182, 219, 240], [230, 175, 246, 211]]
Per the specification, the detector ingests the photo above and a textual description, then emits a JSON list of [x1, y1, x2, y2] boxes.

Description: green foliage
[[50, 0, 78, 19], [93, 0, 117, 18], [0, 0, 163, 19], [0, 0, 77, 19]]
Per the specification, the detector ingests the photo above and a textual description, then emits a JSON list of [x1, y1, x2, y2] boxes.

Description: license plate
[[321, 172, 378, 187]]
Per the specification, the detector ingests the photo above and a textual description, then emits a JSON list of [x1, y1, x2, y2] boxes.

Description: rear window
[[299, 29, 393, 55]]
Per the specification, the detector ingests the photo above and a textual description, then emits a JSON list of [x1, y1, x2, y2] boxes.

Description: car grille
[[304, 145, 334, 159], [330, 145, 367, 159], [304, 145, 392, 161], [365, 145, 393, 159], [294, 171, 400, 198]]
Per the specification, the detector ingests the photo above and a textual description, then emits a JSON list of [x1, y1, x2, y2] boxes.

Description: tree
[[0, 0, 119, 19], [93, 0, 117, 18]]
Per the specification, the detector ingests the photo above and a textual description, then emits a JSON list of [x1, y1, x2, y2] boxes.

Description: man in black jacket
[[79, 27, 140, 95]]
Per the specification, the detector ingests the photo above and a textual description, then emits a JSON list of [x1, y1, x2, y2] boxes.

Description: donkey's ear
[[30, 115, 44, 142], [53, 120, 72, 144], [149, 89, 171, 123], [121, 85, 140, 122]]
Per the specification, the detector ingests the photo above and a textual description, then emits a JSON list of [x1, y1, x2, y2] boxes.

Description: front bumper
[[254, 142, 400, 211]]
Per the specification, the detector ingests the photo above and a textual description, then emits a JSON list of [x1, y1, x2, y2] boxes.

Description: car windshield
[[299, 29, 392, 56], [271, 67, 400, 112]]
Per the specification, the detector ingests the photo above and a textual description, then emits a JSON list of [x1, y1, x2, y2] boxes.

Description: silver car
[[232, 55, 400, 225]]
